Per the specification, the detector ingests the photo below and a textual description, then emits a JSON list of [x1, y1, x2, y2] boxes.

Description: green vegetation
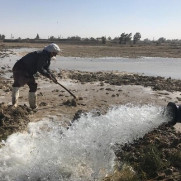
[[137, 145, 168, 178]]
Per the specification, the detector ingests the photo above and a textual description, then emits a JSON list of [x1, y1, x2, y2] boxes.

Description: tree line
[[2, 32, 181, 45], [30, 33, 181, 45], [45, 32, 141, 44]]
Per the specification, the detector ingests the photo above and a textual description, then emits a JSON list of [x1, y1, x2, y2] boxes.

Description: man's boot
[[29, 92, 37, 109], [12, 87, 19, 107]]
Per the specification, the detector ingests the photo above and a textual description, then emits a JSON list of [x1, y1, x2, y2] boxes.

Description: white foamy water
[[0, 105, 168, 181]]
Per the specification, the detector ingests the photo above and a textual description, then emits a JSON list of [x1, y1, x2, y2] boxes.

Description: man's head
[[44, 43, 61, 57]]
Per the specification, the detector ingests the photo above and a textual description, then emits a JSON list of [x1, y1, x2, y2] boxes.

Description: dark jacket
[[13, 50, 52, 77]]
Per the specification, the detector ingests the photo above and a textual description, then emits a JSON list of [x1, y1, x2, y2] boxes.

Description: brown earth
[[1, 42, 181, 58], [0, 44, 181, 180]]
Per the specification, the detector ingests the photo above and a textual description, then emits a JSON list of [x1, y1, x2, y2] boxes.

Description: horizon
[[1, 0, 181, 40], [3, 34, 181, 41]]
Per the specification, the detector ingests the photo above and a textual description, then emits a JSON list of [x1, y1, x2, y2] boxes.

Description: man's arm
[[37, 56, 58, 83], [36, 54, 51, 76]]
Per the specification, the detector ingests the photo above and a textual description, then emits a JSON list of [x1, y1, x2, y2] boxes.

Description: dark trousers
[[12, 67, 37, 92]]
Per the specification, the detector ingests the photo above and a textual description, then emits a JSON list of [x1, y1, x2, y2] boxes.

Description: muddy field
[[1, 42, 181, 58], [0, 44, 181, 180]]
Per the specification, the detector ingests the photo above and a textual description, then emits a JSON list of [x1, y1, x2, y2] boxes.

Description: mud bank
[[68, 70, 181, 92], [0, 103, 31, 142]]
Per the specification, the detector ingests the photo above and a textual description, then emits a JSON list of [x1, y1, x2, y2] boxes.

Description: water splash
[[0, 104, 168, 181]]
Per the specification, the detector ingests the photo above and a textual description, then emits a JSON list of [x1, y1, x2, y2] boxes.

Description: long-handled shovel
[[56, 82, 77, 99]]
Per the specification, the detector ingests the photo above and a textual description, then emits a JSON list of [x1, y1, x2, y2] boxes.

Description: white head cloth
[[44, 43, 61, 53]]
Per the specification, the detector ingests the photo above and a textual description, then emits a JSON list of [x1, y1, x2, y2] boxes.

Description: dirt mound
[[0, 103, 31, 142], [62, 98, 77, 107], [68, 71, 181, 92]]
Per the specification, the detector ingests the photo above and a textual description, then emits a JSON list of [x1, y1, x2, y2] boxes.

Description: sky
[[1, 0, 181, 40]]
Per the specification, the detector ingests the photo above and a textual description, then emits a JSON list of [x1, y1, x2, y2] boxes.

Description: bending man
[[12, 43, 61, 109]]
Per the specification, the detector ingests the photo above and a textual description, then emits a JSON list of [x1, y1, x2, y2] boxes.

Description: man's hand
[[48, 74, 58, 84]]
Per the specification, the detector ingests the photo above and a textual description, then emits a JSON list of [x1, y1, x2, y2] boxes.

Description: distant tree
[[83, 38, 89, 41], [101, 36, 106, 44], [68, 36, 81, 41], [119, 33, 132, 44], [157, 37, 166, 43], [125, 33, 132, 43], [49, 36, 55, 40], [143, 38, 152, 44], [89, 37, 96, 42], [119, 33, 126, 44], [107, 36, 112, 41], [143, 38, 150, 42], [35, 33, 40, 39], [133, 32, 141, 44], [0, 34, 5, 40]]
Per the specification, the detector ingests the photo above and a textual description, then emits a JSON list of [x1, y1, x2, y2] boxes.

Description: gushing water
[[0, 105, 168, 181]]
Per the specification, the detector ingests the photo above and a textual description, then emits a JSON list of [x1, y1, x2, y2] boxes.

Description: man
[[12, 43, 61, 109]]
